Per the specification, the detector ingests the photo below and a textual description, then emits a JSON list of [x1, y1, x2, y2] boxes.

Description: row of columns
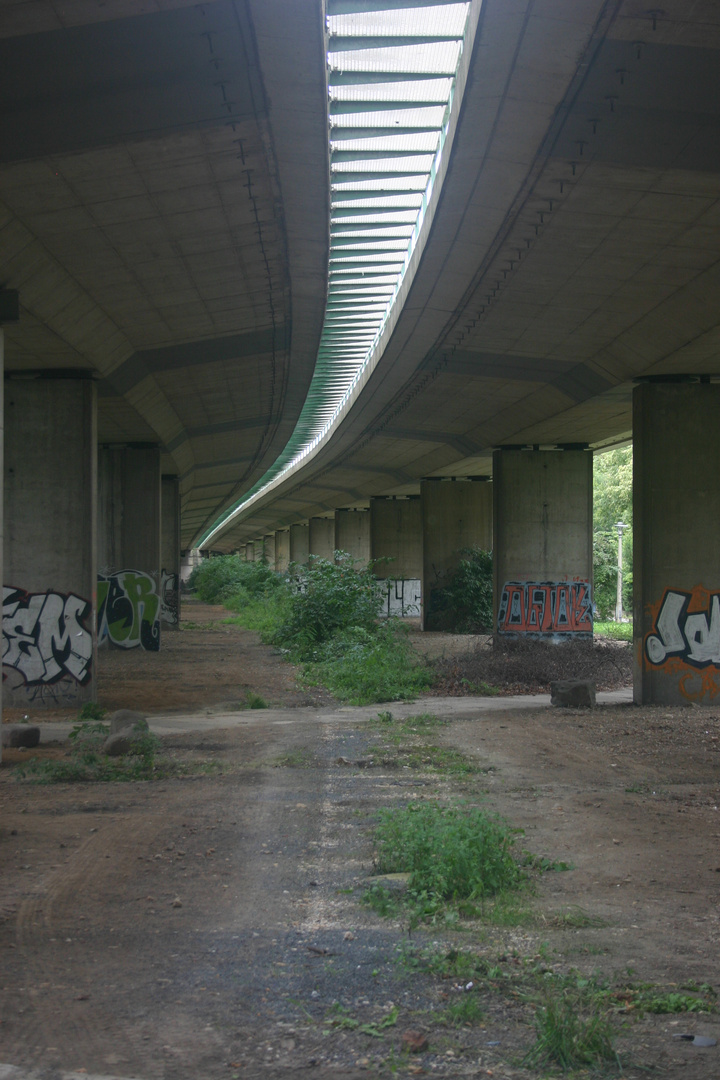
[[3, 374, 180, 711], [1, 364, 717, 709]]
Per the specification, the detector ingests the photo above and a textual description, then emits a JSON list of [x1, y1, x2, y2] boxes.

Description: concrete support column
[[263, 534, 275, 568], [161, 475, 180, 629], [309, 517, 335, 560], [493, 449, 592, 638], [289, 524, 309, 566], [422, 478, 492, 630], [371, 496, 422, 617], [335, 508, 370, 567], [275, 530, 290, 572], [4, 376, 97, 708], [98, 445, 162, 651], [634, 381, 720, 705]]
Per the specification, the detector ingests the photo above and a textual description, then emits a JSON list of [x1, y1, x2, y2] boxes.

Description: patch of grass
[[77, 702, 107, 721], [523, 985, 621, 1072], [594, 620, 633, 642], [245, 691, 268, 709], [271, 748, 314, 768], [442, 994, 485, 1026], [324, 1003, 399, 1038], [614, 983, 716, 1015], [550, 906, 605, 929], [16, 720, 162, 783], [368, 801, 524, 924]]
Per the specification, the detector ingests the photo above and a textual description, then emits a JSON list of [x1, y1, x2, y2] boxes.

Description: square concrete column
[[422, 478, 492, 630], [97, 445, 162, 651], [289, 524, 309, 566], [275, 530, 290, 572], [4, 376, 97, 708], [309, 517, 335, 560], [371, 496, 422, 617], [263, 534, 276, 567], [493, 449, 592, 638], [335, 509, 370, 567], [634, 381, 720, 705], [161, 474, 180, 629]]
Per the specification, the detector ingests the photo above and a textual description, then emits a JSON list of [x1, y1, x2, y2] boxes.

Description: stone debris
[[550, 679, 596, 707], [2, 724, 40, 749], [401, 1029, 429, 1053], [109, 709, 149, 734]]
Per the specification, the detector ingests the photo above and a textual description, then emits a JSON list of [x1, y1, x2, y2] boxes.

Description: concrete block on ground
[[2, 724, 41, 748], [109, 709, 148, 734], [550, 679, 596, 707]]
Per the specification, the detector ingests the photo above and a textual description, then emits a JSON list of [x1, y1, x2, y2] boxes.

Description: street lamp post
[[614, 521, 627, 622]]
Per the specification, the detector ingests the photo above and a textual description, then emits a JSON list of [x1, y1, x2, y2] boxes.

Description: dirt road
[[1, 606, 719, 1079]]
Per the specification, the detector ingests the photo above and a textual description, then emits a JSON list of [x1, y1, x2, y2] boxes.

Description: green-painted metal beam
[[329, 99, 448, 114], [331, 189, 425, 200], [330, 125, 441, 139], [331, 149, 434, 162], [328, 0, 465, 11], [328, 70, 454, 85], [330, 170, 430, 182]]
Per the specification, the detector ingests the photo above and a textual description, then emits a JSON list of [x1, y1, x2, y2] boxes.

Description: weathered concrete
[[634, 381, 720, 705], [422, 479, 492, 631], [370, 496, 422, 579], [493, 450, 593, 639], [161, 475, 180, 630], [4, 377, 97, 707], [98, 447, 161, 576], [335, 509, 370, 567], [263, 534, 275, 567], [275, 530, 290, 573], [309, 517, 335, 561], [289, 524, 309, 566]]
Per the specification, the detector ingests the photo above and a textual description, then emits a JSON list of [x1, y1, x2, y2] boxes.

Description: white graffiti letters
[[3, 586, 93, 685], [646, 589, 720, 667]]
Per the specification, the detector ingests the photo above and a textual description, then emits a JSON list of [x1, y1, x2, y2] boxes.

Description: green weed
[[245, 691, 268, 709], [594, 620, 633, 642], [77, 702, 107, 721], [16, 720, 162, 784], [523, 985, 620, 1072], [442, 995, 485, 1026]]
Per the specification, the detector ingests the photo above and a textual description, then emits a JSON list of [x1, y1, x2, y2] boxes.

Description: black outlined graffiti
[[2, 586, 93, 685], [497, 580, 593, 634], [98, 570, 160, 651], [646, 588, 720, 667], [161, 570, 179, 626]]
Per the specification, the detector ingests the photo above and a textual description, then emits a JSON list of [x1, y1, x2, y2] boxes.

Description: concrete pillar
[[422, 478, 492, 630], [493, 449, 592, 638], [275, 530, 290, 572], [4, 376, 97, 707], [0, 333, 3, 749], [335, 508, 370, 567], [634, 381, 720, 704], [309, 517, 335, 560], [161, 475, 180, 629], [263, 533, 276, 568], [289, 523, 309, 566], [97, 446, 162, 651], [371, 496, 422, 617]]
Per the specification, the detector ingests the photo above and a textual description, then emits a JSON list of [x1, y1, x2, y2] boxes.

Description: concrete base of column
[[422, 479, 492, 630], [493, 449, 593, 639], [4, 376, 96, 708], [634, 381, 720, 704]]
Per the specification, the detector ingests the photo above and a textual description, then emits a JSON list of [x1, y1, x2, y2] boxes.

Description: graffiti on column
[[645, 586, 720, 700], [2, 585, 93, 685], [379, 579, 421, 618], [98, 570, 160, 651], [161, 570, 179, 626], [497, 580, 593, 634]]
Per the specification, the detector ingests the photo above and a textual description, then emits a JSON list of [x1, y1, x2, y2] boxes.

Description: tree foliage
[[593, 447, 633, 619]]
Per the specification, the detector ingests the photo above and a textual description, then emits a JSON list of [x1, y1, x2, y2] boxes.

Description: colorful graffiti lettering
[[2, 585, 93, 685], [646, 587, 720, 668], [161, 570, 179, 626], [98, 570, 160, 651], [497, 580, 592, 634]]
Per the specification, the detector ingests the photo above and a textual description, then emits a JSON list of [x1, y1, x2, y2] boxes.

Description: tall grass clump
[[373, 801, 523, 906], [523, 985, 620, 1071]]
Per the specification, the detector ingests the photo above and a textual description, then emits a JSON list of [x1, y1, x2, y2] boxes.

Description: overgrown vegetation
[[16, 718, 162, 783], [425, 546, 493, 632], [194, 552, 433, 704], [594, 619, 633, 642], [365, 801, 524, 924]]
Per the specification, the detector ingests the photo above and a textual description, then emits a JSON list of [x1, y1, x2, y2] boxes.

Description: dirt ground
[[1, 603, 719, 1079]]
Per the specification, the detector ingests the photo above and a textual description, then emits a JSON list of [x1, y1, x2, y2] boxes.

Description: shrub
[[190, 554, 281, 604], [304, 622, 434, 704], [271, 553, 385, 658], [425, 547, 493, 632]]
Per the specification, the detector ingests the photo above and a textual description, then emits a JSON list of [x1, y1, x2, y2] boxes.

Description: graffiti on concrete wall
[[98, 569, 160, 651], [2, 585, 93, 685], [645, 586, 720, 701], [161, 570, 179, 626], [497, 580, 593, 634], [379, 579, 421, 618]]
